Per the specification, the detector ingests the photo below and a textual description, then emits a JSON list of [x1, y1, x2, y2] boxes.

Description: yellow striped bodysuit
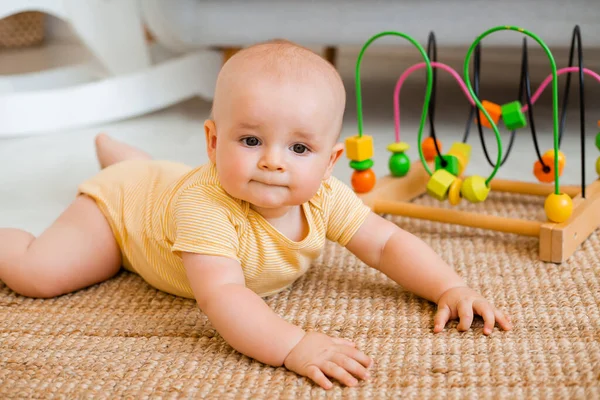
[[78, 160, 371, 298]]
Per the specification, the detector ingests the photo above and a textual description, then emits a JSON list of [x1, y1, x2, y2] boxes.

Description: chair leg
[[324, 46, 338, 67], [68, 0, 150, 75], [222, 47, 241, 65]]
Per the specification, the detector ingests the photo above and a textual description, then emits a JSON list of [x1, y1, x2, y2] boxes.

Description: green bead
[[350, 159, 374, 171], [501, 101, 527, 130], [389, 153, 410, 177], [596, 132, 600, 151], [596, 157, 600, 176], [434, 154, 459, 176]]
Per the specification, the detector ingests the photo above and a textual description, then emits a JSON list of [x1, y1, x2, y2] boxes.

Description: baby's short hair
[[211, 39, 346, 140]]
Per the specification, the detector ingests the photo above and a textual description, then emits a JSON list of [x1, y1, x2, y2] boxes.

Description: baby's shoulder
[[311, 175, 353, 205]]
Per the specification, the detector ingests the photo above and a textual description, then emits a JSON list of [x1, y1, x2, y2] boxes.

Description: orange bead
[[421, 137, 442, 162], [533, 154, 564, 183], [477, 100, 502, 129], [351, 168, 376, 193]]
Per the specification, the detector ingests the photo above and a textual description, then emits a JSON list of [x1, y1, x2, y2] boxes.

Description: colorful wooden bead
[[349, 159, 374, 171], [448, 178, 463, 206], [596, 157, 600, 176], [389, 153, 410, 177], [477, 100, 502, 129], [501, 101, 527, 130], [421, 137, 442, 162], [345, 135, 373, 162], [533, 153, 564, 183], [351, 168, 376, 193], [386, 142, 410, 153], [460, 175, 490, 203], [542, 149, 566, 171], [447, 142, 472, 175], [544, 193, 573, 223], [434, 154, 460, 176], [426, 169, 456, 201], [595, 132, 600, 151]]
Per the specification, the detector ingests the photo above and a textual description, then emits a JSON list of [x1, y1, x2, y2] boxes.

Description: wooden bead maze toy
[[347, 25, 600, 263]]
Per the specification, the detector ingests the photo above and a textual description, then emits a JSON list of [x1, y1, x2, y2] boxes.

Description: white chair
[[0, 0, 222, 137]]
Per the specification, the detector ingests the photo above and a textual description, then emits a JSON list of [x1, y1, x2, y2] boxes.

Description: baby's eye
[[242, 137, 260, 147], [291, 143, 309, 154]]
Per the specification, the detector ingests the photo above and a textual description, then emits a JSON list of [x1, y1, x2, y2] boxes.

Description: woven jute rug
[[1, 191, 599, 399]]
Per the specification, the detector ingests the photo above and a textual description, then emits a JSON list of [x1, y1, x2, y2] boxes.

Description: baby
[[0, 40, 511, 390]]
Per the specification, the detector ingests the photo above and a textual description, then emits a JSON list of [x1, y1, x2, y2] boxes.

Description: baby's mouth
[[251, 180, 287, 188]]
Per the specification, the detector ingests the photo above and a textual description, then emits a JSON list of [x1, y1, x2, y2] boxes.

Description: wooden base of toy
[[358, 161, 600, 263]]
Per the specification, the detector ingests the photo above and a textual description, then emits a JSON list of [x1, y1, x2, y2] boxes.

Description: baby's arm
[[182, 252, 372, 389], [345, 213, 512, 334]]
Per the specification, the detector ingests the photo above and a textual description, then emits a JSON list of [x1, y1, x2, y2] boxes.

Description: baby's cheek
[[296, 165, 325, 197], [222, 150, 247, 174]]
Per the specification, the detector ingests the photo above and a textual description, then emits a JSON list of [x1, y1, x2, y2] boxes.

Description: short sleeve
[[171, 186, 240, 261], [324, 176, 371, 246]]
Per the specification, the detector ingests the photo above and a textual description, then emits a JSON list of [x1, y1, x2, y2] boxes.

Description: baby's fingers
[[473, 300, 496, 335], [433, 305, 451, 333], [457, 299, 474, 331], [338, 344, 373, 368], [322, 361, 359, 387], [494, 308, 513, 331], [332, 353, 371, 381], [306, 365, 333, 390]]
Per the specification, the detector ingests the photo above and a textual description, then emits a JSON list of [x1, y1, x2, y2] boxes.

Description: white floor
[[1, 42, 600, 235]]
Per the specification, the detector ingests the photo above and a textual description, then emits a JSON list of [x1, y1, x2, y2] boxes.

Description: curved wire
[[355, 31, 435, 175], [560, 25, 586, 197], [394, 64, 600, 131], [522, 37, 546, 168], [472, 44, 519, 168], [426, 31, 443, 160]]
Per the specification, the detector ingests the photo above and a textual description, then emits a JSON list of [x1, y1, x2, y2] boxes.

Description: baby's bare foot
[[94, 133, 151, 169]]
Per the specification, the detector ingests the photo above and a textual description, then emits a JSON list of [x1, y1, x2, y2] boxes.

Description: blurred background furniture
[[1, 0, 598, 137]]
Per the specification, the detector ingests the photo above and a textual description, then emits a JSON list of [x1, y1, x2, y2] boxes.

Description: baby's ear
[[204, 120, 217, 163], [323, 142, 345, 180]]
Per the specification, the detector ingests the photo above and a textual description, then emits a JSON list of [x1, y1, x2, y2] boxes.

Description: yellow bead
[[542, 149, 566, 170], [447, 142, 472, 175], [596, 157, 600, 176], [426, 169, 456, 201], [345, 135, 374, 162], [461, 175, 490, 203], [448, 178, 463, 206], [386, 142, 410, 153], [544, 193, 573, 223]]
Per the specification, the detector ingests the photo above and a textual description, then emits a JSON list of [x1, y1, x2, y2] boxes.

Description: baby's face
[[206, 74, 344, 212]]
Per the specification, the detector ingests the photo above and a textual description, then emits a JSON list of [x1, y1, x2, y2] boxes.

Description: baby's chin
[[244, 190, 312, 210], [245, 193, 296, 210]]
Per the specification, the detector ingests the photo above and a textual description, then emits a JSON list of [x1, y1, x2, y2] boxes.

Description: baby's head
[[204, 40, 347, 214]]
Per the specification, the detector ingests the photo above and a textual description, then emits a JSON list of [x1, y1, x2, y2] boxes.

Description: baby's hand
[[284, 332, 373, 389], [434, 286, 513, 335]]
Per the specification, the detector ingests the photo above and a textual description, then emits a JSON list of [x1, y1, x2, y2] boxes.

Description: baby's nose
[[259, 150, 285, 171]]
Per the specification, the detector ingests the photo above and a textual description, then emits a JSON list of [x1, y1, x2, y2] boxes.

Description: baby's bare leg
[[0, 195, 121, 298], [95, 133, 152, 169]]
